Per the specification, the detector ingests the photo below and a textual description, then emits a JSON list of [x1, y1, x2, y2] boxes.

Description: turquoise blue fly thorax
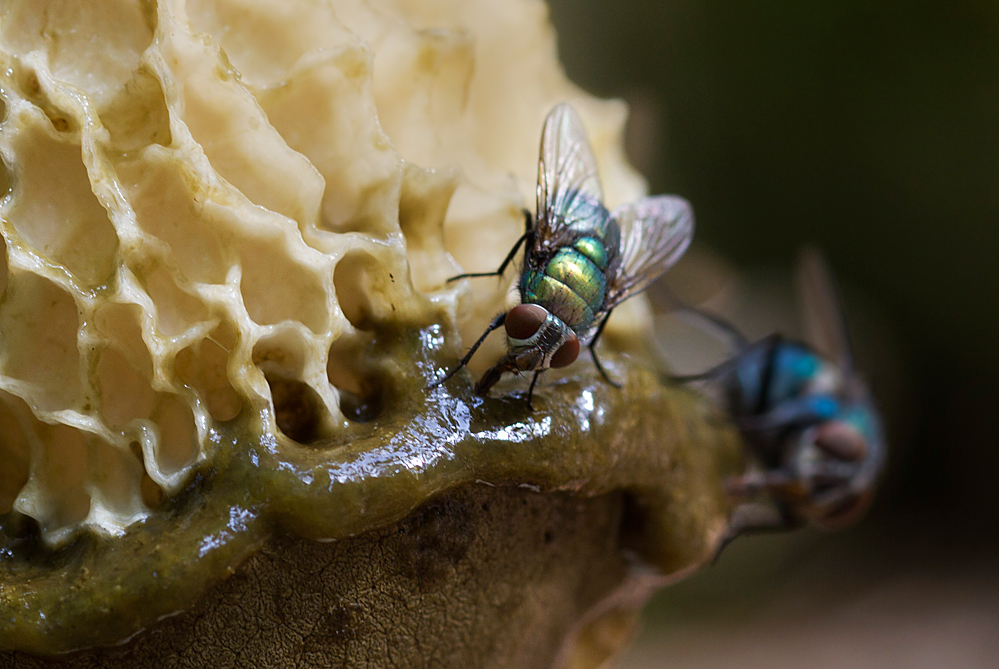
[[731, 341, 829, 416], [717, 334, 883, 476]]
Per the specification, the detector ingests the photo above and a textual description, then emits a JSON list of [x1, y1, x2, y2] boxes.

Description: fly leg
[[588, 311, 622, 388], [651, 286, 751, 350], [725, 468, 803, 498], [666, 333, 782, 388], [712, 500, 803, 564], [525, 370, 542, 411], [447, 209, 534, 282], [666, 368, 726, 384], [754, 334, 784, 415], [428, 313, 506, 389]]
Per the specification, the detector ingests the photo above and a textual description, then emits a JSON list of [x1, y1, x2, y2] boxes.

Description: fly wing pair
[[524, 104, 852, 381], [534, 103, 694, 336], [795, 246, 855, 381]]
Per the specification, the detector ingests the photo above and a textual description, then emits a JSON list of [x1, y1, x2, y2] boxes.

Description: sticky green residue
[[0, 324, 741, 655]]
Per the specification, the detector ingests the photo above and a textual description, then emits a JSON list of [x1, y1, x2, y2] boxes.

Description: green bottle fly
[[431, 103, 694, 408]]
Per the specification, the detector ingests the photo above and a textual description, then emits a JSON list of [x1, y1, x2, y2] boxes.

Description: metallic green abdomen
[[572, 236, 610, 271], [523, 238, 609, 331]]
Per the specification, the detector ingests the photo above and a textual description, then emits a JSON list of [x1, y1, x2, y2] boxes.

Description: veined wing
[[796, 247, 854, 377], [535, 103, 608, 252], [600, 195, 694, 315]]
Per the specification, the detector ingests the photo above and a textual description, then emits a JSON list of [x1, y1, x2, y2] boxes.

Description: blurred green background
[[547, 1, 999, 665]]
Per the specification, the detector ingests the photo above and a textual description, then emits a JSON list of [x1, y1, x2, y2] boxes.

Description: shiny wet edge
[[0, 324, 742, 655]]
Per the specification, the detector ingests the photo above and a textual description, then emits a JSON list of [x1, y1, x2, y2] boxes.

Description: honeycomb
[[0, 0, 647, 546]]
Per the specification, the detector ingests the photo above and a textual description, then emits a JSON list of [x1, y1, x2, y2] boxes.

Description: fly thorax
[[506, 311, 572, 371]]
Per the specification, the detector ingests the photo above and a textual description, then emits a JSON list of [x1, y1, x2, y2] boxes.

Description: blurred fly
[[666, 250, 885, 553], [431, 103, 694, 408]]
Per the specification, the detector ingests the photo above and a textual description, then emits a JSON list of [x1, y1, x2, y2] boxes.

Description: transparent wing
[[601, 195, 694, 313], [795, 247, 854, 375], [535, 103, 606, 247]]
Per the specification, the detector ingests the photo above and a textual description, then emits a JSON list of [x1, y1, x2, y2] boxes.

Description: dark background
[[547, 1, 999, 665]]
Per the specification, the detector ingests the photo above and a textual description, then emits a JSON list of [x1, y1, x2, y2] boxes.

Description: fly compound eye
[[550, 333, 580, 369], [814, 421, 867, 462], [505, 304, 549, 340]]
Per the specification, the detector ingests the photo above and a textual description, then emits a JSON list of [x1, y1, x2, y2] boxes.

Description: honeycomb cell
[[117, 153, 229, 286], [256, 51, 400, 233], [237, 233, 328, 333], [97, 346, 157, 431], [327, 332, 383, 425], [5, 118, 119, 288], [88, 438, 148, 530], [333, 251, 382, 331], [93, 302, 154, 383], [150, 394, 199, 483], [398, 164, 459, 292], [138, 262, 210, 338], [264, 373, 326, 444], [0, 0, 154, 105], [332, 248, 416, 331], [366, 25, 475, 168], [253, 330, 338, 441], [0, 391, 30, 515], [175, 322, 244, 423], [187, 0, 349, 87], [252, 331, 309, 379], [98, 67, 173, 151], [14, 68, 78, 135], [177, 39, 323, 227], [14, 422, 91, 539], [0, 272, 82, 412]]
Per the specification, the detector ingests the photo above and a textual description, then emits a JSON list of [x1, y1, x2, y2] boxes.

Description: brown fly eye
[[814, 421, 867, 462], [505, 304, 549, 339], [550, 333, 580, 369]]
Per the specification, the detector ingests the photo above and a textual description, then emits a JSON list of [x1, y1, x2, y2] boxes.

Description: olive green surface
[[0, 323, 742, 661], [2, 487, 630, 668]]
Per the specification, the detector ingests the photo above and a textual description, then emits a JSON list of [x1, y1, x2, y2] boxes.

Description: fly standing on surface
[[666, 250, 885, 555], [431, 103, 695, 408]]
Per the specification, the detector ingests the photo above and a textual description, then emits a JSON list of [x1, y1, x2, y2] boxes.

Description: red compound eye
[[550, 333, 579, 368], [814, 421, 867, 462], [505, 304, 549, 339]]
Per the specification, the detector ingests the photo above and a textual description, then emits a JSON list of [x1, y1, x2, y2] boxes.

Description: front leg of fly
[[446, 209, 534, 283], [428, 313, 507, 390]]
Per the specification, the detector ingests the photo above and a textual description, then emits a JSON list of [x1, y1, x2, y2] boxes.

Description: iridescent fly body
[[431, 103, 694, 407], [671, 251, 885, 548]]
